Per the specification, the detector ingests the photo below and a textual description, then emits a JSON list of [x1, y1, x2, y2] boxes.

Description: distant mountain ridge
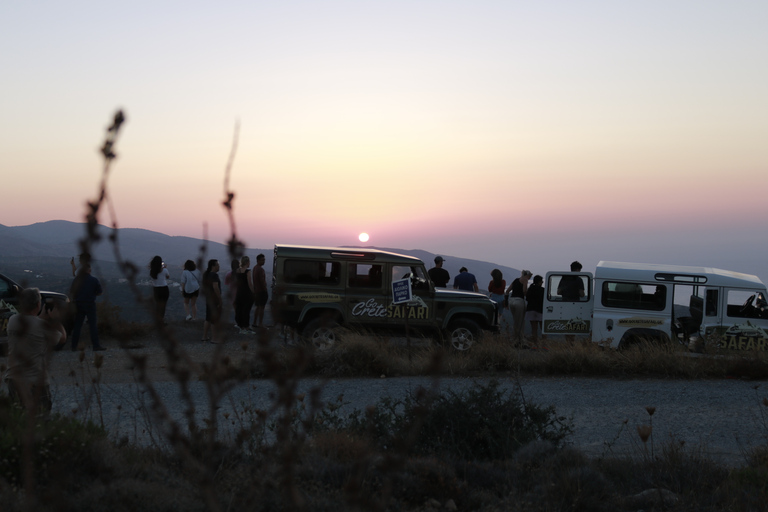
[[0, 220, 521, 286]]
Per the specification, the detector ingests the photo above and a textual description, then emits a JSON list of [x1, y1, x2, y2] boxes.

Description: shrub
[[0, 402, 107, 490], [314, 379, 573, 461]]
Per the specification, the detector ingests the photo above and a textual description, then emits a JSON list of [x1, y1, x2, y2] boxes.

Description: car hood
[[41, 290, 70, 303], [434, 289, 492, 301]]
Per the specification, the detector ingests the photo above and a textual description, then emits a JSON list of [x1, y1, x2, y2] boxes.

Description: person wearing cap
[[428, 256, 450, 288], [453, 267, 479, 292], [505, 269, 532, 345]]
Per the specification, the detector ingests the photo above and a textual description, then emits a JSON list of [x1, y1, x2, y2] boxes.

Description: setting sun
[[358, 233, 369, 243]]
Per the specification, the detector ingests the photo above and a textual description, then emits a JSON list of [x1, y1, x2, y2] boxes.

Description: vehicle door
[[0, 275, 19, 337], [542, 272, 593, 338], [595, 281, 671, 348], [345, 263, 390, 329], [387, 264, 434, 331], [713, 288, 768, 351]]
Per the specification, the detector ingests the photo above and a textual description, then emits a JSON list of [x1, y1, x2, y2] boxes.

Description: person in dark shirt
[[202, 259, 223, 344], [69, 262, 105, 351], [428, 256, 450, 288], [453, 267, 479, 292], [526, 275, 545, 344], [557, 261, 585, 301]]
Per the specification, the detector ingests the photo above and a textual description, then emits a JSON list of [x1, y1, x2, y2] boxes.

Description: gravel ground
[[6, 321, 768, 467]]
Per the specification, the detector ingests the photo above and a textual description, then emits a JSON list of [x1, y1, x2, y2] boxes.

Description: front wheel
[[302, 318, 341, 351], [444, 319, 482, 351]]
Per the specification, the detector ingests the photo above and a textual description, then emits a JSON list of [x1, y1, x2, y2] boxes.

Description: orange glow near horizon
[[2, 1, 767, 279]]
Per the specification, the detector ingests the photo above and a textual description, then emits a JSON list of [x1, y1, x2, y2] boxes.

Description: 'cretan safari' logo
[[297, 293, 341, 303], [350, 299, 430, 320], [544, 318, 590, 334]]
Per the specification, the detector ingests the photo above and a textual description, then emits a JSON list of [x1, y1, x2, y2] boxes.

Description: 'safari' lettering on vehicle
[[719, 336, 768, 351], [388, 305, 428, 319]]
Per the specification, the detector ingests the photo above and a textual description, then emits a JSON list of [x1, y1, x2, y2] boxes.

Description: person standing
[[180, 259, 202, 321], [251, 253, 269, 329], [224, 259, 240, 325], [149, 255, 171, 323], [202, 259, 222, 344], [453, 267, 479, 292], [70, 262, 106, 351], [506, 270, 532, 345], [558, 261, 585, 342], [428, 256, 450, 288], [558, 261, 585, 301], [6, 287, 67, 414], [488, 269, 507, 324], [526, 275, 545, 344], [69, 252, 91, 277], [234, 255, 254, 334]]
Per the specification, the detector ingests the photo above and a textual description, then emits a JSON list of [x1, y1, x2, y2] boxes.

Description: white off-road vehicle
[[542, 261, 768, 351]]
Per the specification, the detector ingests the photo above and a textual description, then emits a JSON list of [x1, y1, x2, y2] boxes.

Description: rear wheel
[[445, 319, 481, 351], [302, 318, 341, 351], [618, 331, 671, 351]]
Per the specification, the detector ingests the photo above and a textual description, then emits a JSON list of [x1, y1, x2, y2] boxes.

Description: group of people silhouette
[[429, 256, 584, 346]]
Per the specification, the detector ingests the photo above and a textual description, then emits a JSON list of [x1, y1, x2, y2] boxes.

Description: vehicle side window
[[283, 260, 340, 285], [726, 289, 767, 319], [349, 264, 383, 289], [547, 274, 590, 302], [705, 289, 718, 316], [601, 282, 666, 311], [392, 265, 430, 291], [0, 277, 11, 299]]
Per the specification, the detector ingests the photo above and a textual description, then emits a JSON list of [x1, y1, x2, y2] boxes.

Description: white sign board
[[392, 277, 412, 305]]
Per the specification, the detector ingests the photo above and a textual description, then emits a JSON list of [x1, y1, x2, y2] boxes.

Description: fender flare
[[298, 304, 345, 325], [618, 328, 671, 348]]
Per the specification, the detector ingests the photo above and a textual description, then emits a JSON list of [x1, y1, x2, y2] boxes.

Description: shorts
[[183, 289, 199, 299], [526, 311, 542, 322], [254, 290, 269, 307], [489, 293, 505, 314]]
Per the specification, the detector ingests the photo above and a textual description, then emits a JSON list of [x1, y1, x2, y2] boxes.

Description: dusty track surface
[[44, 320, 279, 384]]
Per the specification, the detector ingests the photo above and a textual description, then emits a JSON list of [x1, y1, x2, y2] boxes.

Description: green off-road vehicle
[[272, 245, 498, 350]]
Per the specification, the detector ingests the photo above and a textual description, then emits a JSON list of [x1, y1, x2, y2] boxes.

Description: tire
[[445, 318, 481, 351], [302, 317, 341, 351]]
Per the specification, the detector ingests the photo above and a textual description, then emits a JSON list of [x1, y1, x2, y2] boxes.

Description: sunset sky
[[2, 1, 767, 282]]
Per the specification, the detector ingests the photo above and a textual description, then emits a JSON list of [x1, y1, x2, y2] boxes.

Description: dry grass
[[280, 331, 768, 380]]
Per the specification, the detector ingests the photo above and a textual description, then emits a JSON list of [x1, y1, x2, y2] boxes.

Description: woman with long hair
[[506, 269, 532, 345], [180, 259, 201, 321], [149, 255, 171, 323], [488, 269, 506, 324]]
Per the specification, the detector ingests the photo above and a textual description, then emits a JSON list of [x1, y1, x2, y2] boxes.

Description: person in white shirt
[[180, 259, 202, 321], [149, 255, 171, 323]]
